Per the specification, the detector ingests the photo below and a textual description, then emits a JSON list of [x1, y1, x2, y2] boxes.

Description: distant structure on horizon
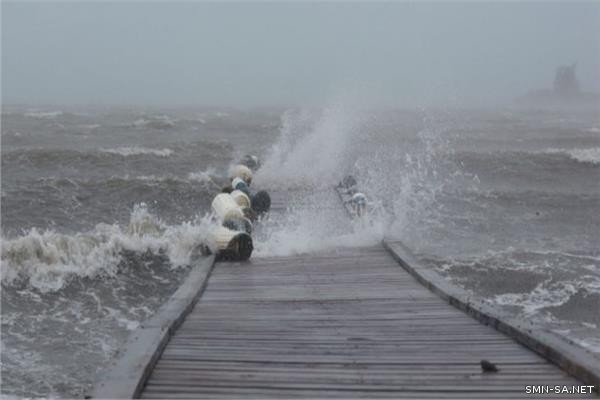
[[553, 64, 579, 97], [516, 63, 599, 107]]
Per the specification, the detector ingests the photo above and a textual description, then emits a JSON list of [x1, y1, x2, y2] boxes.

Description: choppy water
[[1, 104, 599, 397]]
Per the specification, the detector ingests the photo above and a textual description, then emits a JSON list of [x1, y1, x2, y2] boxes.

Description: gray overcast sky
[[2, 1, 600, 107]]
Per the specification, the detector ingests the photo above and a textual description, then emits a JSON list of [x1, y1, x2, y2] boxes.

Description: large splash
[[253, 104, 470, 256], [255, 104, 362, 188], [353, 118, 468, 243]]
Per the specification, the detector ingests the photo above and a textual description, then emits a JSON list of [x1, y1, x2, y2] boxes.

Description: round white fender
[[232, 177, 248, 190], [208, 226, 253, 261], [212, 193, 244, 221], [222, 216, 253, 234], [229, 164, 253, 185], [231, 190, 251, 208]]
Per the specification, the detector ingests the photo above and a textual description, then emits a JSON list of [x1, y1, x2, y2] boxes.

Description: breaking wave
[[455, 148, 600, 169], [187, 166, 221, 187], [2, 147, 174, 168], [541, 147, 600, 165], [493, 277, 600, 316], [100, 147, 174, 157], [3, 139, 232, 170], [256, 105, 361, 188], [23, 110, 63, 119], [1, 204, 216, 293], [131, 116, 176, 129], [426, 247, 600, 322]]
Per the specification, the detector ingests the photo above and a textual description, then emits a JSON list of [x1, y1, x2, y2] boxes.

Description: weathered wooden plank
[[140, 393, 581, 399], [152, 362, 563, 372], [157, 355, 547, 365], [151, 369, 573, 381], [183, 310, 472, 318], [169, 338, 517, 345], [144, 380, 580, 391], [162, 345, 534, 354], [173, 326, 501, 335], [151, 362, 564, 375], [177, 320, 491, 327], [141, 384, 593, 398], [160, 348, 541, 359]]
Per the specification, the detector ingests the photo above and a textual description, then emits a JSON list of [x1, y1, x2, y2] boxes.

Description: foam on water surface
[[542, 146, 600, 165], [23, 110, 63, 119], [100, 146, 174, 157]]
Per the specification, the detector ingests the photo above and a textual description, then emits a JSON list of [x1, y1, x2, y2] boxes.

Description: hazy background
[[2, 1, 600, 108]]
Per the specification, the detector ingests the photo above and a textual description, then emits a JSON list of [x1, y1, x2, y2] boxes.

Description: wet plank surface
[[140, 246, 587, 399]]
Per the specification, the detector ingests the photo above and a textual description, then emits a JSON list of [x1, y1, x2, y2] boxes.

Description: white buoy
[[232, 177, 250, 195], [231, 190, 251, 208], [232, 177, 247, 190], [212, 193, 244, 221], [208, 226, 253, 261], [242, 206, 257, 222], [229, 164, 253, 185]]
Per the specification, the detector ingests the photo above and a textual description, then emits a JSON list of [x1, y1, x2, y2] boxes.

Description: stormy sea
[[1, 104, 599, 398]]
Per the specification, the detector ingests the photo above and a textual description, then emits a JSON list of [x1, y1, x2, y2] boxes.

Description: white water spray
[[1, 204, 218, 292]]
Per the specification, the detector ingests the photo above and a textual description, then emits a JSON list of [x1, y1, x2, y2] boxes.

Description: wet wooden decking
[[139, 246, 586, 399]]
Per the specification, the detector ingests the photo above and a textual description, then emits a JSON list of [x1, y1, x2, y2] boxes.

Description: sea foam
[[542, 147, 600, 165], [23, 110, 63, 119], [100, 147, 174, 157]]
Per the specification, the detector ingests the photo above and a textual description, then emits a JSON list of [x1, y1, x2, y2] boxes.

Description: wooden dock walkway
[[91, 188, 598, 399], [138, 246, 587, 398]]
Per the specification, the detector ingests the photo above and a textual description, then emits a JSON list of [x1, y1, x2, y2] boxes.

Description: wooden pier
[[137, 246, 588, 399], [92, 189, 598, 399]]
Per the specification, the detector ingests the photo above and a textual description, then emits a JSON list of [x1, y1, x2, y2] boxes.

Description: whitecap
[[542, 147, 600, 165], [187, 167, 218, 185], [1, 203, 217, 292], [23, 110, 63, 118], [131, 115, 175, 129], [100, 146, 173, 157]]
